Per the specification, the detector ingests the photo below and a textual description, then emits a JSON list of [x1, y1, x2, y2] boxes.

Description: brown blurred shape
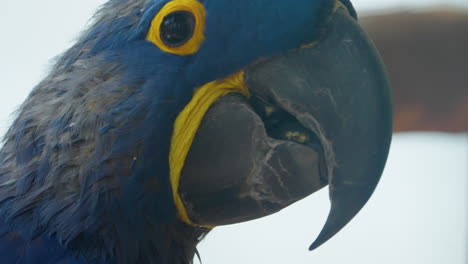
[[361, 10, 468, 132]]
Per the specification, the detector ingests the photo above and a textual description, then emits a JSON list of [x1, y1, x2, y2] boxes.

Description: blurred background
[[0, 0, 466, 263]]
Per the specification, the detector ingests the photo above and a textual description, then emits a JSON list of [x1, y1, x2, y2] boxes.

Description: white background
[[0, 1, 466, 263]]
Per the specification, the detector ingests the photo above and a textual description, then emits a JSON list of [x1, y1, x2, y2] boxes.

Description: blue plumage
[[0, 222, 86, 263], [0, 0, 340, 263]]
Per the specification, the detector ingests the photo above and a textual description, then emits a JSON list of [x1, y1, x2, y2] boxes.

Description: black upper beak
[[179, 4, 392, 250]]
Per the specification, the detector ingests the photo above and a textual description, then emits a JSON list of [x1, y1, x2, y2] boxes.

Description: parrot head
[[0, 0, 392, 262]]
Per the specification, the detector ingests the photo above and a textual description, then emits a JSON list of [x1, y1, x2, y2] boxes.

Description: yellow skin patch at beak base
[[285, 131, 309, 144], [170, 71, 249, 227]]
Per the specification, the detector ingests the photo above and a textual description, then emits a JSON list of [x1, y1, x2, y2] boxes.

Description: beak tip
[[307, 221, 338, 251], [307, 183, 381, 250], [308, 241, 322, 251]]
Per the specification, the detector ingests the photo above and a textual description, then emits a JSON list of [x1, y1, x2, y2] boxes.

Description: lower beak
[[179, 4, 392, 250]]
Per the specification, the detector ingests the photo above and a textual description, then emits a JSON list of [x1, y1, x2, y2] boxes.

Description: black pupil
[[160, 11, 195, 47]]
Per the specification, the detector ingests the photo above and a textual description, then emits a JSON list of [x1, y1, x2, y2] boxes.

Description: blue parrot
[[0, 0, 392, 263]]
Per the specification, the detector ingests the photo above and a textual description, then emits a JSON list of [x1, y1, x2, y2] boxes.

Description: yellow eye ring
[[146, 0, 206, 55]]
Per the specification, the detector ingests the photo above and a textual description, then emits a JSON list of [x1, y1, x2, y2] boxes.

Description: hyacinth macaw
[[0, 0, 392, 263]]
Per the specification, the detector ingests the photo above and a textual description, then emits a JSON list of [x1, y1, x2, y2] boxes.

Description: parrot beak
[[179, 4, 392, 250]]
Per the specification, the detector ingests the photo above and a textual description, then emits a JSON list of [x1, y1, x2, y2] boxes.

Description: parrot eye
[[146, 0, 206, 56], [161, 11, 195, 47]]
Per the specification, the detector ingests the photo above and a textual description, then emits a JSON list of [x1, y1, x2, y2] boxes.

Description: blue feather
[[0, 221, 87, 263]]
